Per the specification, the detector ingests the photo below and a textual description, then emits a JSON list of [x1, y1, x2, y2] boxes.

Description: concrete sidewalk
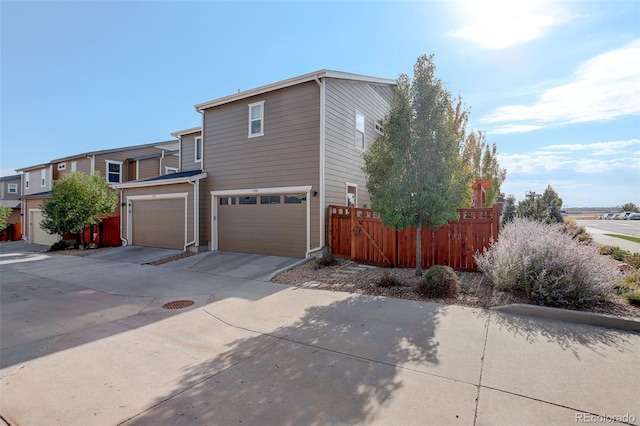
[[1, 251, 638, 425]]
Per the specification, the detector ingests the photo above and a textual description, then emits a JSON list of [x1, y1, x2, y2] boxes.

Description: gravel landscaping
[[272, 257, 640, 320]]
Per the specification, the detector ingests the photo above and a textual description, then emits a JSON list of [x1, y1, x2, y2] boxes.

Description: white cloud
[[541, 139, 640, 156], [482, 39, 640, 133], [451, 0, 569, 49]]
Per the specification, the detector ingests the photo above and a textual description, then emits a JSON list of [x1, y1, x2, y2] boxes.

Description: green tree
[[462, 131, 507, 205], [0, 205, 12, 232], [41, 172, 118, 247], [501, 194, 516, 226], [621, 202, 639, 212], [363, 54, 472, 276], [517, 185, 564, 224]]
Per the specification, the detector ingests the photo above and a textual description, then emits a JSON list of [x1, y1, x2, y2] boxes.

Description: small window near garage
[[25, 172, 30, 189], [346, 184, 357, 207], [106, 160, 122, 183], [165, 167, 178, 174], [195, 137, 203, 162], [248, 101, 264, 137], [219, 197, 237, 205], [284, 194, 306, 204], [260, 195, 280, 204], [355, 111, 365, 150], [8, 183, 17, 194], [239, 196, 257, 205], [374, 121, 384, 136], [57, 163, 66, 171], [41, 169, 47, 187]]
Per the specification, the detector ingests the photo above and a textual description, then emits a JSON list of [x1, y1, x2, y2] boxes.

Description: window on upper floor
[[106, 160, 122, 183], [25, 172, 30, 189], [194, 137, 203, 163], [41, 169, 46, 187], [57, 163, 66, 171], [248, 101, 265, 138], [374, 120, 384, 136], [71, 161, 77, 171], [8, 183, 17, 194], [355, 111, 365, 150], [165, 167, 178, 174]]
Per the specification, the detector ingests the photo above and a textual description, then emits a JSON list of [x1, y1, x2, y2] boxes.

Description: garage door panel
[[132, 199, 184, 250], [218, 199, 306, 258], [31, 211, 59, 246]]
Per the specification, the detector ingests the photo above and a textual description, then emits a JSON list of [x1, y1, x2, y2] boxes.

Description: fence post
[[492, 204, 500, 240], [328, 206, 333, 256], [350, 206, 355, 259]]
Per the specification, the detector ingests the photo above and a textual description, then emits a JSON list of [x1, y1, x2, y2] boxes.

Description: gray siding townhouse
[[116, 70, 395, 257], [0, 175, 22, 238], [17, 140, 179, 245]]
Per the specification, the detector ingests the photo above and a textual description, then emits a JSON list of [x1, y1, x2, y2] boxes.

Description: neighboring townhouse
[[116, 70, 395, 258], [0, 175, 22, 240], [17, 140, 179, 245]]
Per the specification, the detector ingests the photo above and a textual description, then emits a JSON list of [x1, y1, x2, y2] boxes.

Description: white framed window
[[355, 111, 365, 150], [346, 182, 358, 207], [248, 100, 265, 137], [41, 169, 46, 187], [374, 120, 384, 136], [71, 161, 77, 171], [57, 163, 66, 171], [195, 136, 203, 163], [8, 183, 17, 194], [165, 167, 178, 174], [106, 160, 122, 183], [25, 172, 30, 189]]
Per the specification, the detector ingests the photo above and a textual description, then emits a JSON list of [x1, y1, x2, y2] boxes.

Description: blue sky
[[1, 1, 638, 208]]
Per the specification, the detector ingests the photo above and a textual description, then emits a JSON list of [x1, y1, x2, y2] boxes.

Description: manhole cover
[[162, 300, 195, 310]]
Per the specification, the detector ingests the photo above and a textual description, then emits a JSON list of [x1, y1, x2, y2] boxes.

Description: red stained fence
[[328, 204, 500, 271], [0, 222, 21, 242], [62, 216, 121, 247]]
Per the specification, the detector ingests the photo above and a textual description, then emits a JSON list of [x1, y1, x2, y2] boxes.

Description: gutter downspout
[[90, 155, 96, 174], [119, 188, 128, 246], [309, 74, 326, 257], [160, 150, 165, 175]]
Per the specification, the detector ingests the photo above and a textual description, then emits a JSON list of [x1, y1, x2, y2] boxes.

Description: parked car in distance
[[629, 213, 640, 220], [602, 213, 616, 220], [619, 211, 633, 220]]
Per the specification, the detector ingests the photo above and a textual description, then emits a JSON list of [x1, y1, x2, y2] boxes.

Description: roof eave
[[170, 126, 202, 138], [112, 172, 207, 189]]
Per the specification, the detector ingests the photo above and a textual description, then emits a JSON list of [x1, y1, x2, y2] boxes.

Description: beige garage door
[[218, 194, 306, 258], [30, 210, 59, 246], [131, 198, 185, 250]]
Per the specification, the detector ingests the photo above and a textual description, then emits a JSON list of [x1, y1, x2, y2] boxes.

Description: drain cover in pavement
[[162, 300, 195, 310]]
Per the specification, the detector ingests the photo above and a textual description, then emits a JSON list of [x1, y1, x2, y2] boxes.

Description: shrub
[[377, 270, 401, 288], [599, 245, 618, 256], [474, 217, 618, 308], [615, 271, 640, 294], [624, 292, 640, 306], [623, 254, 640, 269], [417, 265, 460, 298], [316, 255, 339, 268], [612, 248, 632, 262], [562, 218, 593, 244]]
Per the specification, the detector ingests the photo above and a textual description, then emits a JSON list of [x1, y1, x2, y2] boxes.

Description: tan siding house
[[16, 140, 179, 245]]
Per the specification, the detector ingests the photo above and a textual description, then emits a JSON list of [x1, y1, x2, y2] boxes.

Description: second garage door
[[131, 198, 185, 250], [217, 194, 306, 258], [30, 210, 59, 246]]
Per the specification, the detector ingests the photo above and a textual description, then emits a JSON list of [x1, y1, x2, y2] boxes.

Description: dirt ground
[[272, 257, 640, 320]]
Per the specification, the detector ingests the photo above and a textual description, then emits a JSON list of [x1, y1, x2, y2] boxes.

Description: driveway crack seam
[[473, 310, 491, 426]]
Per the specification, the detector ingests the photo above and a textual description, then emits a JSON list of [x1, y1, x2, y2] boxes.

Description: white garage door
[[217, 193, 306, 258], [131, 199, 185, 250], [30, 210, 59, 246]]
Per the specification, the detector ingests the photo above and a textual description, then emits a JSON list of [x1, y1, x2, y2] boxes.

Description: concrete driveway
[[1, 243, 639, 425]]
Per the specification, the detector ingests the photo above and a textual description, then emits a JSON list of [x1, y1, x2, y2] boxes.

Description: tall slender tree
[[462, 131, 507, 206], [363, 54, 472, 276]]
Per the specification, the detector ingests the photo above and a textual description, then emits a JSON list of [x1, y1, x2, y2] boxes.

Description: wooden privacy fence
[[1, 222, 21, 242], [62, 216, 121, 247], [328, 204, 500, 271]]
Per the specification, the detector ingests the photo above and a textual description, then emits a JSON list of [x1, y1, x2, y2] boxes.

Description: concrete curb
[[492, 304, 640, 332], [262, 257, 315, 282]]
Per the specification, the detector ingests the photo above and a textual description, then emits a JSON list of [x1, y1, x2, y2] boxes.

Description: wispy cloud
[[483, 39, 640, 134], [451, 0, 570, 49], [498, 138, 640, 174]]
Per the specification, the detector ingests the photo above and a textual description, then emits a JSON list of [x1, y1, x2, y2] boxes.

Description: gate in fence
[[328, 204, 500, 271]]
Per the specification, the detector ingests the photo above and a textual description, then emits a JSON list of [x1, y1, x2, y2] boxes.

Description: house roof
[[15, 140, 180, 172], [194, 69, 396, 111], [127, 150, 179, 162], [0, 175, 20, 182], [21, 191, 52, 199], [113, 170, 207, 189], [0, 200, 21, 209], [170, 126, 202, 138]]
